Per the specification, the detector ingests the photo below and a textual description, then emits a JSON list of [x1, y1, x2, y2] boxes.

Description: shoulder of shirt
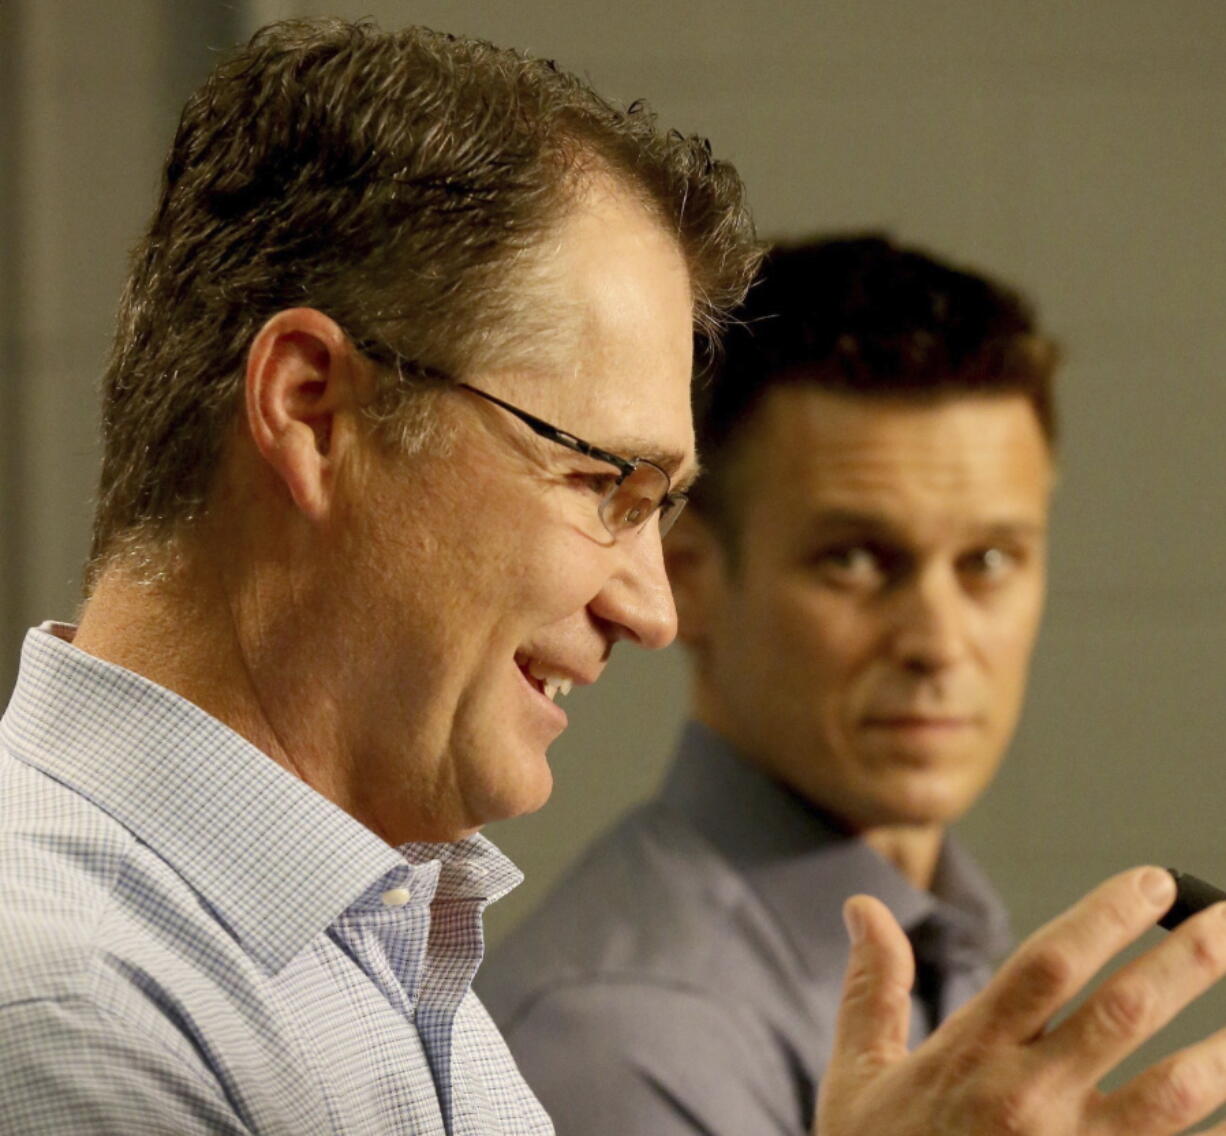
[[479, 798, 801, 1022], [0, 749, 161, 1008]]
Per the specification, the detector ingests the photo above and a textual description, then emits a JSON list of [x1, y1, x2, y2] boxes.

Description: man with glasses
[[0, 18, 756, 1133], [4, 18, 1226, 1136]]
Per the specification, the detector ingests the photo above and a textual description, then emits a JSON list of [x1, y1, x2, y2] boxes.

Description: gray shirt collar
[[659, 722, 1012, 979]]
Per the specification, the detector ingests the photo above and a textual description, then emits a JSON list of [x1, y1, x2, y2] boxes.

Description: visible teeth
[[528, 663, 574, 701], [540, 677, 573, 701]]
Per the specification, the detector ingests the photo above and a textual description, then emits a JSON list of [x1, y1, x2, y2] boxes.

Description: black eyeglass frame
[[457, 383, 687, 537]]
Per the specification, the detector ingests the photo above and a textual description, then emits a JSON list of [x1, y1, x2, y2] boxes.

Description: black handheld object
[[1159, 869, 1226, 931]]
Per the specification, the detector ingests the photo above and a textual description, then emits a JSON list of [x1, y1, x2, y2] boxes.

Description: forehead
[[487, 177, 698, 479], [737, 386, 1054, 531]]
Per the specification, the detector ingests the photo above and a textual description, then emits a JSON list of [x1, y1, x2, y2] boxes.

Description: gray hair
[[89, 18, 760, 583]]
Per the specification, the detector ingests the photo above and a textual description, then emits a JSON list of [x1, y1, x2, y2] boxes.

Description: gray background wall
[[4, 0, 1226, 1097]]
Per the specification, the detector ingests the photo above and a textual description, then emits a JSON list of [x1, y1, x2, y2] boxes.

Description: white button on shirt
[[382, 887, 412, 907]]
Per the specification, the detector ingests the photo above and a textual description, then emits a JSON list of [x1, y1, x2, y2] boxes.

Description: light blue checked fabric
[[0, 624, 554, 1135]]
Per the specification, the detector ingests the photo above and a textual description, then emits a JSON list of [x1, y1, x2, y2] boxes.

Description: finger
[[1093, 1021, 1226, 1135], [947, 867, 1176, 1048], [826, 895, 915, 1074], [1040, 901, 1226, 1084]]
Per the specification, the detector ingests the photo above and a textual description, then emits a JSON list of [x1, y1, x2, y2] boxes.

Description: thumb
[[814, 898, 919, 1135], [828, 895, 915, 1075]]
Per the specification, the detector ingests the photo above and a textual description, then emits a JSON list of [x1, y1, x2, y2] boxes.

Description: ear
[[244, 308, 367, 523], [663, 509, 729, 650]]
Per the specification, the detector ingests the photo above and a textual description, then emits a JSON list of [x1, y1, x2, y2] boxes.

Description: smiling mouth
[[518, 659, 575, 702]]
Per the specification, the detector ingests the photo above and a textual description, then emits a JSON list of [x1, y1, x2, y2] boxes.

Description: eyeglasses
[[458, 383, 687, 538]]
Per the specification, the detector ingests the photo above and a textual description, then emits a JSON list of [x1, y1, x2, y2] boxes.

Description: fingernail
[[843, 901, 865, 944], [1140, 867, 1175, 908]]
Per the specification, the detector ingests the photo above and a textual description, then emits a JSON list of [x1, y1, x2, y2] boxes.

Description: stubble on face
[[689, 387, 1054, 836]]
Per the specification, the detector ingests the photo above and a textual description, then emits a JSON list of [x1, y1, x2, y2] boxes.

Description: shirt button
[[381, 887, 411, 907]]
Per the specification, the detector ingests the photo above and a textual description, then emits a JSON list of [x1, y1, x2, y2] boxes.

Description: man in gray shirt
[[480, 235, 1060, 1133]]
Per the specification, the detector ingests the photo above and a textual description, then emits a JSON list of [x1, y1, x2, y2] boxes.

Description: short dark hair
[[90, 17, 759, 578], [690, 233, 1059, 535]]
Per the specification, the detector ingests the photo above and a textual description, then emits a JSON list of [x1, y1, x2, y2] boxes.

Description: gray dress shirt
[[479, 722, 1011, 1135]]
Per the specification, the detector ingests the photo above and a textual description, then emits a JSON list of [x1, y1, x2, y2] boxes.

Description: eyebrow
[[594, 437, 700, 491], [672, 464, 701, 494]]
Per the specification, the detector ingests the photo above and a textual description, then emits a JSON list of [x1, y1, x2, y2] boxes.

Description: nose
[[588, 521, 678, 650], [886, 565, 970, 674]]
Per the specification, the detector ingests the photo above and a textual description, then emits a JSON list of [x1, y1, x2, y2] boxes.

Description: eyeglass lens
[[599, 462, 682, 536]]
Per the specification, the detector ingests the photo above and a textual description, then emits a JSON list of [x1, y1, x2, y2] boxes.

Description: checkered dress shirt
[[0, 625, 554, 1135]]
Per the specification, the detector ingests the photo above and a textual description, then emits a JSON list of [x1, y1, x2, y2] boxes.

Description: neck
[[77, 548, 266, 746], [861, 823, 945, 890], [689, 700, 948, 892], [74, 534, 357, 821]]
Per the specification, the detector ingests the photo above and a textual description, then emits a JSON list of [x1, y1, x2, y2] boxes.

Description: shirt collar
[[660, 722, 1011, 978], [1, 625, 522, 974]]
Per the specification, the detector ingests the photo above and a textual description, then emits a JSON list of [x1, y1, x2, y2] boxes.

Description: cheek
[[981, 589, 1045, 678], [767, 583, 872, 676], [973, 603, 1046, 737], [739, 585, 871, 724], [510, 526, 623, 628], [441, 478, 597, 604], [985, 638, 1040, 724]]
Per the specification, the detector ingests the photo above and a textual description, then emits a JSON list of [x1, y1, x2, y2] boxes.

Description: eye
[[611, 487, 657, 528], [958, 545, 1020, 585], [572, 471, 621, 498], [812, 544, 889, 588]]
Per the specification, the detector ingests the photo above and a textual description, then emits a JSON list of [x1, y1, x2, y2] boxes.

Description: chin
[[858, 774, 980, 829], [883, 794, 974, 828], [504, 774, 555, 820], [468, 764, 555, 829]]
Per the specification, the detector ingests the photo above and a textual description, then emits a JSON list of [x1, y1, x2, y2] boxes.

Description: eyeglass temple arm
[[457, 383, 635, 476]]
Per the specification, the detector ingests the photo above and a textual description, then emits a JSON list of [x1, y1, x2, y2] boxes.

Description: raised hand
[[816, 867, 1226, 1136]]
